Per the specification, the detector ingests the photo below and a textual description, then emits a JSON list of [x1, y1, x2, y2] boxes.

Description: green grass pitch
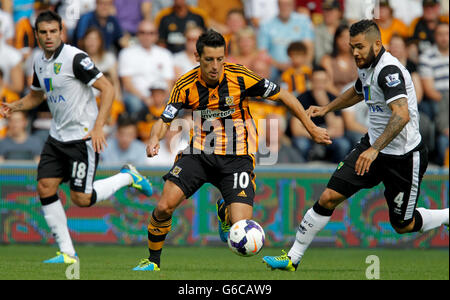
[[0, 245, 448, 280]]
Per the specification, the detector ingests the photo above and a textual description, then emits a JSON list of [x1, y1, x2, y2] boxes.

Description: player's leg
[[37, 138, 78, 263], [263, 134, 381, 271], [384, 143, 449, 234], [133, 180, 186, 271], [262, 188, 348, 271], [216, 156, 256, 242], [133, 153, 207, 271], [38, 177, 78, 263], [285, 188, 347, 267], [68, 140, 152, 207]]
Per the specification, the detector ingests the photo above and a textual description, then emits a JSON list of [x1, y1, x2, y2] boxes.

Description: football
[[227, 219, 265, 257]]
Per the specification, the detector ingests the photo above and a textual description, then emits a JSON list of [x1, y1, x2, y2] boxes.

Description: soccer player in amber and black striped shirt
[[133, 29, 332, 271]]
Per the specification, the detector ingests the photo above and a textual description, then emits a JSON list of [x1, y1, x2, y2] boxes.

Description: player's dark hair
[[287, 41, 307, 55], [35, 10, 62, 31], [196, 29, 226, 56], [349, 19, 381, 40]]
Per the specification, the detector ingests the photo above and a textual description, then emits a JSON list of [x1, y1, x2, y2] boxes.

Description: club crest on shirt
[[225, 96, 234, 106], [54, 63, 62, 74]]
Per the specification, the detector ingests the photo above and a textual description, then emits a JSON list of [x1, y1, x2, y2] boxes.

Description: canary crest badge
[[54, 63, 62, 74]]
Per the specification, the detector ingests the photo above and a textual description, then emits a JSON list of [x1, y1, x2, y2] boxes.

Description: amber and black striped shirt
[[160, 62, 281, 155]]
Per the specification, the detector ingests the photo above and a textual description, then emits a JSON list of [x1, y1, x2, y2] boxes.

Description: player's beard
[[359, 45, 376, 69]]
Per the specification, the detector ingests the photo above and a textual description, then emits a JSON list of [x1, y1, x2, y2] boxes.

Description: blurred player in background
[[0, 11, 153, 264], [132, 29, 332, 271], [263, 19, 449, 272]]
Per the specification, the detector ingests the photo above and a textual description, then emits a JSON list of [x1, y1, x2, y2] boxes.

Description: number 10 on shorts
[[233, 172, 249, 189]]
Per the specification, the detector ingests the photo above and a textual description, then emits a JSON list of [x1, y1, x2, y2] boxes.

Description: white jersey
[[31, 43, 103, 142], [354, 48, 421, 155]]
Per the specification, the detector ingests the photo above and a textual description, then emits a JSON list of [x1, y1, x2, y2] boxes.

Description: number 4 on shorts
[[393, 192, 404, 208]]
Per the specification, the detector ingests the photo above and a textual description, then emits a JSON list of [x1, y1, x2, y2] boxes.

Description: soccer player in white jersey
[[263, 20, 449, 271], [0, 11, 153, 264]]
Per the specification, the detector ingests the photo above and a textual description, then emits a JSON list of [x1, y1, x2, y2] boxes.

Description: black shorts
[[327, 134, 428, 227], [163, 152, 256, 206], [37, 136, 99, 193]]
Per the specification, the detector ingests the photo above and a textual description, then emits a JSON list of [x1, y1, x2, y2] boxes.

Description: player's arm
[[242, 68, 331, 145], [147, 84, 185, 157], [372, 98, 410, 152], [277, 88, 332, 145], [307, 83, 364, 118], [355, 65, 409, 176], [0, 89, 45, 117], [89, 75, 115, 152], [147, 118, 170, 157], [73, 53, 110, 152]]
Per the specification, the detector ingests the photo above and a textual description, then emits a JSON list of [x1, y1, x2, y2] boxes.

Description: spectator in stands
[[375, 0, 409, 47], [0, 68, 20, 138], [55, 0, 96, 40], [5, 0, 35, 23], [296, 0, 344, 25], [409, 0, 449, 54], [196, 0, 243, 33], [100, 114, 148, 166], [0, 33, 24, 95], [243, 0, 279, 28], [389, 34, 435, 155], [418, 22, 449, 120], [173, 25, 202, 79], [280, 41, 311, 98], [435, 91, 449, 166], [223, 8, 248, 57], [228, 26, 270, 71], [72, 0, 124, 52], [155, 0, 207, 53], [387, 0, 424, 27], [0, 7, 14, 45], [118, 19, 175, 113], [341, 93, 369, 147], [343, 0, 374, 24], [313, 0, 344, 66], [257, 112, 304, 164], [114, 0, 152, 37], [13, 0, 53, 51], [320, 24, 358, 96], [150, 0, 198, 19], [0, 111, 42, 163], [257, 0, 315, 78], [80, 27, 121, 100], [290, 67, 350, 163], [135, 80, 169, 142]]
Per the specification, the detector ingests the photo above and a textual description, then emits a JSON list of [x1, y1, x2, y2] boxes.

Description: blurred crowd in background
[[0, 0, 448, 167]]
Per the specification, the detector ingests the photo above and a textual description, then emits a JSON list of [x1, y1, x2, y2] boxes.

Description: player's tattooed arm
[[0, 90, 45, 117], [355, 98, 410, 176], [372, 98, 410, 151]]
